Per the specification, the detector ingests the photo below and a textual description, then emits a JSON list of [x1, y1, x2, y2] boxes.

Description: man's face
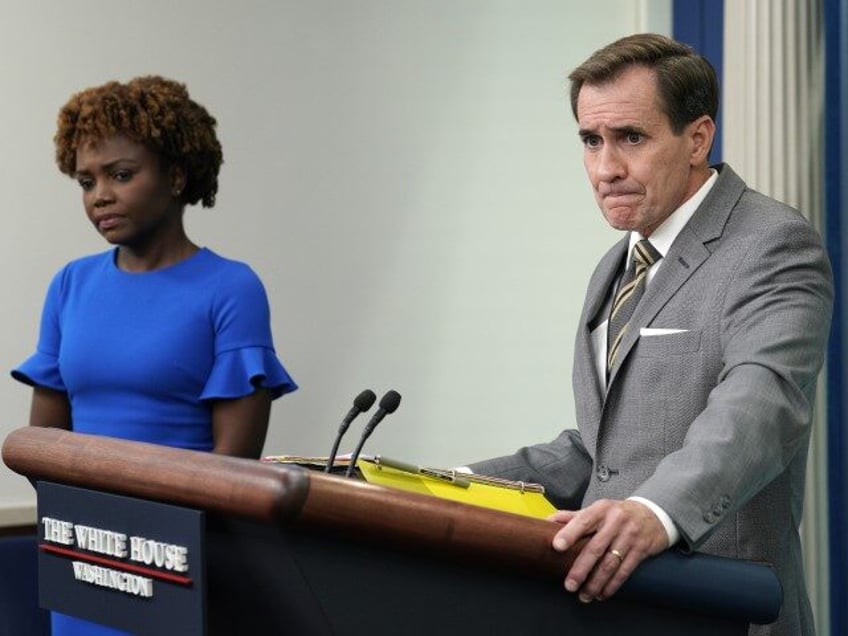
[[577, 65, 707, 237]]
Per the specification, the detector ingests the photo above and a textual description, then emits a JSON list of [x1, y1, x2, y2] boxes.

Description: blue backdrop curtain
[[672, 0, 724, 162]]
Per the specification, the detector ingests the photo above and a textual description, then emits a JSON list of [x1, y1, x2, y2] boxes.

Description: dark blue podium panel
[[204, 517, 749, 636], [37, 481, 205, 636]]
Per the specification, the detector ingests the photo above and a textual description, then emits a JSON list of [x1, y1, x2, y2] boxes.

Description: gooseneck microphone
[[325, 389, 377, 473], [345, 390, 402, 478]]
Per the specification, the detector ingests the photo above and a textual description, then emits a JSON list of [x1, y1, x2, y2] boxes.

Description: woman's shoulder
[[48, 249, 115, 286], [189, 250, 272, 315], [196, 249, 264, 285], [62, 249, 114, 270], [198, 248, 253, 270]]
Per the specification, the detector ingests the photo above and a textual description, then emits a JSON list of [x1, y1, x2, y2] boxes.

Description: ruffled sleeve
[[11, 350, 66, 392], [199, 346, 297, 401], [11, 266, 67, 392]]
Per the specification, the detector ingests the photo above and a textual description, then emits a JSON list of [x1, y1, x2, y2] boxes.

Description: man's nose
[[595, 145, 626, 182]]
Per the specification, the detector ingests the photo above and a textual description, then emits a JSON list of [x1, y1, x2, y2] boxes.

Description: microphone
[[345, 390, 402, 478], [325, 389, 377, 473]]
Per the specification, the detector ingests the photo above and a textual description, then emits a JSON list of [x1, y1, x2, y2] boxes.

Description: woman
[[12, 76, 297, 635]]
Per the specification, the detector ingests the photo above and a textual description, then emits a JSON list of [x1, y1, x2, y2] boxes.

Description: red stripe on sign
[[39, 543, 193, 586]]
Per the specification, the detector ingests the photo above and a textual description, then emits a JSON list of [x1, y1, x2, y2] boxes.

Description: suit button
[[703, 512, 716, 524], [719, 495, 731, 508], [597, 465, 610, 482], [712, 503, 724, 516]]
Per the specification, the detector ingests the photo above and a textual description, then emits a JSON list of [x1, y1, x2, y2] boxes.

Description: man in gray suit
[[469, 34, 832, 636]]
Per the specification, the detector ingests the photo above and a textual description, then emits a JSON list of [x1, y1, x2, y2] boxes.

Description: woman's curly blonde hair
[[54, 75, 223, 208]]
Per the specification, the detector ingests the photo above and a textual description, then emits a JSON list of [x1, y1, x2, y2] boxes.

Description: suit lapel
[[584, 239, 629, 332], [573, 237, 628, 445]]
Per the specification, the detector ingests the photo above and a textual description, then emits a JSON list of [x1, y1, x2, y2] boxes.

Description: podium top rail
[[2, 427, 568, 578]]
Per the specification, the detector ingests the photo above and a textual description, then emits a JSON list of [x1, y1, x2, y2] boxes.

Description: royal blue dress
[[12, 247, 297, 635]]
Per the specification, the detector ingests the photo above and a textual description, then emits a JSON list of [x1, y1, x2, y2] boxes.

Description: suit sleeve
[[631, 215, 833, 549], [468, 428, 593, 510]]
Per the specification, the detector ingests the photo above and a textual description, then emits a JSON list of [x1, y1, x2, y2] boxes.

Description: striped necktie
[[607, 239, 662, 372]]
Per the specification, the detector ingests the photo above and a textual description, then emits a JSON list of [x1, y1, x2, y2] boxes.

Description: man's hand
[[549, 499, 669, 602]]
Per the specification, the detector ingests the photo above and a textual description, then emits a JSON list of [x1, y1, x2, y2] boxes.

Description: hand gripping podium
[[2, 427, 781, 635]]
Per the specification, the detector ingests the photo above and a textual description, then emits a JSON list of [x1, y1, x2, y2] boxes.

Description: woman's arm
[[211, 388, 272, 458], [29, 386, 72, 429]]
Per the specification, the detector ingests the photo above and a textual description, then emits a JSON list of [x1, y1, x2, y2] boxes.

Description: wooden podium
[[2, 427, 778, 635]]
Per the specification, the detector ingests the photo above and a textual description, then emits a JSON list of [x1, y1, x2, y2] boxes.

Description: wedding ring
[[610, 548, 625, 564]]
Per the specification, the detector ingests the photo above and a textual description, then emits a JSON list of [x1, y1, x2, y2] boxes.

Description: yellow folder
[[357, 457, 556, 519]]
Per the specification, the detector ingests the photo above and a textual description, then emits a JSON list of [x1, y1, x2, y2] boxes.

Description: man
[[470, 33, 832, 636]]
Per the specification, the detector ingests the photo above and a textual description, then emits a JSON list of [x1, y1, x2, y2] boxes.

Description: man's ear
[[689, 115, 716, 165]]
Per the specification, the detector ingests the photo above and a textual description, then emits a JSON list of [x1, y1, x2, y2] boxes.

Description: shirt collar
[[628, 168, 719, 259]]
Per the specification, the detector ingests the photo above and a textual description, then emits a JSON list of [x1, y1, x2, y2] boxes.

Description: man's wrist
[[628, 496, 680, 546]]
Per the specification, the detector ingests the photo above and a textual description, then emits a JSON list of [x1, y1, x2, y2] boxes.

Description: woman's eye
[[113, 170, 133, 182], [77, 178, 94, 191]]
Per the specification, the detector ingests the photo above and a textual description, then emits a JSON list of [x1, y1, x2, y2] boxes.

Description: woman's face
[[74, 135, 183, 248]]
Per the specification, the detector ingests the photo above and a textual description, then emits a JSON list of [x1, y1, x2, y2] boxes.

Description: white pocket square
[[640, 328, 689, 336]]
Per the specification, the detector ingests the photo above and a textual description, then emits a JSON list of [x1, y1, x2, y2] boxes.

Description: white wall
[[0, 0, 669, 522]]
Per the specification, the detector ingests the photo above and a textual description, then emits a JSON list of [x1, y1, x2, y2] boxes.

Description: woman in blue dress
[[12, 76, 297, 635]]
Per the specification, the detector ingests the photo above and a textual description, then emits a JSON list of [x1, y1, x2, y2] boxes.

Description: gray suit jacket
[[471, 164, 833, 636]]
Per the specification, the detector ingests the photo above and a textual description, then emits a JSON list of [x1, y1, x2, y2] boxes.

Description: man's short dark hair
[[568, 33, 719, 134]]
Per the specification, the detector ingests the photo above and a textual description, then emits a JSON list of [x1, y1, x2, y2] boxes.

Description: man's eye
[[582, 135, 602, 148], [626, 132, 643, 144]]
